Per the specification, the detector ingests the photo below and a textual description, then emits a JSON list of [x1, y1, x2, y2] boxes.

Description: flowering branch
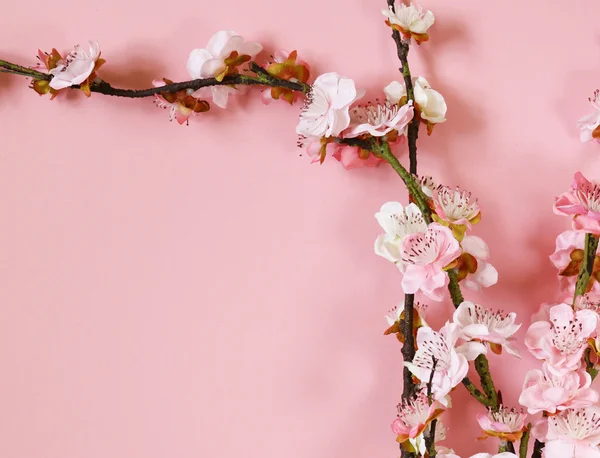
[[0, 59, 310, 98]]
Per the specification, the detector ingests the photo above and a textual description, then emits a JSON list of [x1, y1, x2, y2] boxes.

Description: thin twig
[[424, 357, 438, 457], [461, 377, 489, 406], [401, 294, 418, 401], [519, 425, 531, 458]]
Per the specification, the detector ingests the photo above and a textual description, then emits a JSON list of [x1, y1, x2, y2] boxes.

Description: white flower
[[49, 41, 101, 90], [460, 235, 499, 291], [383, 77, 447, 127], [382, 3, 435, 43], [374, 202, 427, 265], [384, 80, 407, 105], [405, 323, 486, 405], [578, 90, 600, 143], [453, 301, 521, 357], [187, 30, 262, 108], [346, 100, 414, 137], [414, 76, 447, 125], [296, 72, 359, 138]]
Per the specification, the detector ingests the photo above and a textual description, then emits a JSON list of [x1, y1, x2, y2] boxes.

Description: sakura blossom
[[391, 389, 445, 455], [383, 77, 447, 131], [187, 30, 262, 108], [453, 301, 521, 357], [374, 202, 427, 265], [554, 172, 600, 235], [414, 76, 447, 128], [457, 235, 499, 291], [470, 454, 519, 458], [260, 49, 309, 105], [152, 79, 210, 125], [524, 303, 597, 375], [405, 323, 486, 405], [432, 186, 480, 239], [519, 363, 599, 414], [296, 72, 359, 139], [381, 3, 435, 44], [346, 100, 414, 137], [578, 90, 600, 144], [419, 175, 437, 198], [48, 41, 103, 92], [399, 223, 462, 300], [476, 406, 526, 442], [544, 407, 600, 458]]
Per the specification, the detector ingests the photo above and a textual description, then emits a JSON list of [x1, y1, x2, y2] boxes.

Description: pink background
[[1, 0, 600, 457]]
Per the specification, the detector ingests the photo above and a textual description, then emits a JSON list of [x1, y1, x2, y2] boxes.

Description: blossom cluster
[[374, 179, 494, 301]]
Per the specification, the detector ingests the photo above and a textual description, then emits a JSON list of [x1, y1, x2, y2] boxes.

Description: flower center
[[551, 316, 587, 355], [550, 409, 600, 440], [436, 187, 479, 221]]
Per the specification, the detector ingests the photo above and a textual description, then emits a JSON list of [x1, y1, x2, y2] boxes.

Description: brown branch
[[0, 59, 310, 98], [401, 294, 418, 400]]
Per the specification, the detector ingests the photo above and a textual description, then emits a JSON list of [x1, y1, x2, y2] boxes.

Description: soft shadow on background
[[1, 0, 600, 457]]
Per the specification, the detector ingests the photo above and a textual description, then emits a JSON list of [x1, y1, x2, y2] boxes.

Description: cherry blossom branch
[[462, 377, 490, 406], [474, 354, 498, 408], [519, 425, 531, 458], [0, 60, 310, 98], [425, 357, 438, 457], [574, 233, 599, 298]]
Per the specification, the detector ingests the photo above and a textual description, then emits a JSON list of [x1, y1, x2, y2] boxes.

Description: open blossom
[[453, 301, 521, 357], [554, 172, 600, 235], [187, 30, 262, 108], [391, 390, 445, 454], [261, 50, 309, 105], [519, 363, 598, 414], [544, 407, 600, 458], [48, 41, 104, 95], [400, 223, 462, 301], [374, 202, 427, 265], [405, 323, 486, 405], [456, 235, 498, 291], [432, 186, 481, 240], [382, 3, 435, 44], [476, 406, 526, 442], [296, 72, 359, 138], [525, 303, 597, 375], [383, 77, 447, 132], [578, 90, 600, 143], [152, 79, 210, 125], [346, 100, 414, 138]]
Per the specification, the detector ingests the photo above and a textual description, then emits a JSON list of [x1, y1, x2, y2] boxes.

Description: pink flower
[[554, 172, 600, 235], [519, 363, 599, 414], [399, 223, 462, 301], [470, 454, 519, 458], [48, 41, 102, 91], [331, 145, 387, 170], [374, 202, 427, 265], [405, 323, 486, 405], [453, 301, 521, 357], [346, 100, 414, 138], [548, 230, 600, 293], [391, 389, 445, 454], [524, 303, 597, 375], [152, 79, 210, 125], [476, 406, 526, 442], [545, 407, 600, 458], [578, 90, 600, 143], [432, 186, 480, 241], [459, 235, 499, 292], [296, 72, 360, 138], [187, 31, 262, 108], [302, 137, 341, 164]]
